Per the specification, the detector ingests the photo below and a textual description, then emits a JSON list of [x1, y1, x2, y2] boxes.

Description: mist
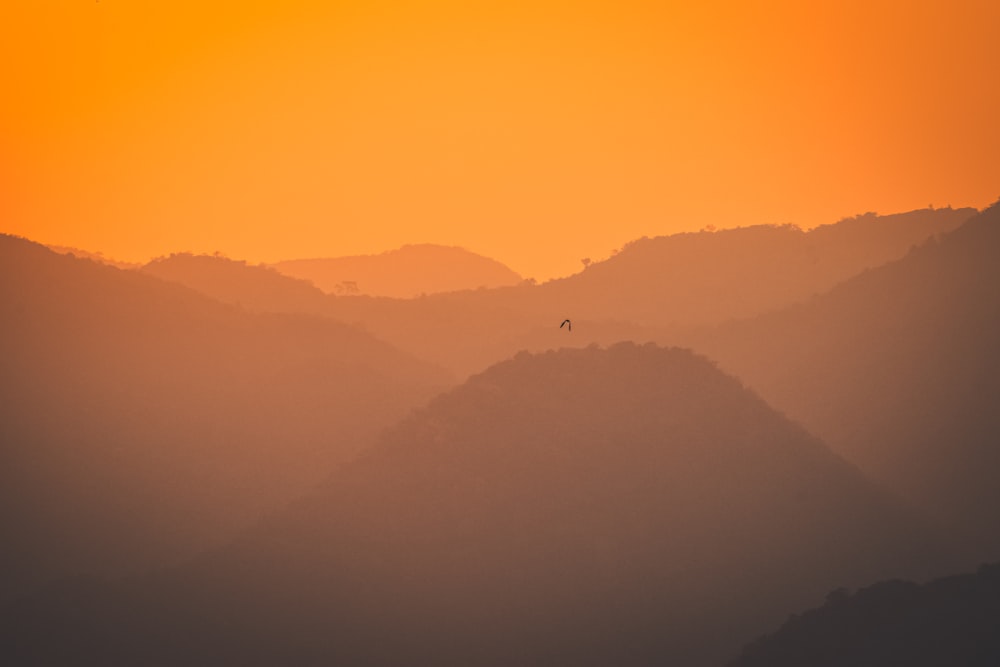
[[3, 203, 1000, 664]]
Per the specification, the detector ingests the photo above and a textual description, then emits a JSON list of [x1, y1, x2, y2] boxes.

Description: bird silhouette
[[560, 319, 572, 331]]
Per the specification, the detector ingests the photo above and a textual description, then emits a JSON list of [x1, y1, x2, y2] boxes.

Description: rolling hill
[[2, 344, 954, 666], [690, 201, 1000, 561], [0, 234, 451, 600], [730, 561, 1000, 667], [535, 207, 975, 328], [142, 208, 975, 379], [140, 252, 330, 314], [271, 243, 524, 297]]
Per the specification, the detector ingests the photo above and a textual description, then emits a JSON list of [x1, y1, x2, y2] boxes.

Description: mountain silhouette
[[307, 207, 977, 376], [140, 252, 330, 314], [271, 243, 523, 297], [729, 562, 1000, 666], [2, 344, 953, 666], [145, 208, 972, 379], [0, 235, 451, 600], [534, 206, 975, 328], [46, 244, 141, 270], [689, 201, 1000, 560]]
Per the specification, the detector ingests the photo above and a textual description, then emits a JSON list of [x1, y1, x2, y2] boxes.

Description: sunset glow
[[4, 4, 1000, 660], [2, 0, 998, 279]]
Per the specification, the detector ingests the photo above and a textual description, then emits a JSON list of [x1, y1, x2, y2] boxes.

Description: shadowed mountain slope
[[271, 243, 523, 297], [690, 201, 1000, 560], [3, 344, 954, 666], [729, 562, 1000, 667], [0, 235, 451, 600]]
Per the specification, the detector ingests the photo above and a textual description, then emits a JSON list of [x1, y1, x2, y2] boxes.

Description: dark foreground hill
[[730, 562, 1000, 667], [691, 201, 1000, 560], [0, 235, 451, 600], [2, 344, 954, 666]]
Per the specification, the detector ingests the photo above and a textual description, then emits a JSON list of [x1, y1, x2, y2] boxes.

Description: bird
[[560, 319, 572, 331]]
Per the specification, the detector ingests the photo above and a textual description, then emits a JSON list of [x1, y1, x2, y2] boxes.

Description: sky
[[2, 0, 998, 281]]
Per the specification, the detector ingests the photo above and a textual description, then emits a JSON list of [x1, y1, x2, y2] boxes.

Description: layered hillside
[[272, 243, 523, 297], [310, 208, 977, 375], [730, 562, 1000, 667], [537, 207, 975, 327], [691, 201, 1000, 559], [141, 253, 330, 314], [46, 245, 141, 270], [0, 235, 451, 600], [146, 208, 974, 378], [3, 344, 951, 666]]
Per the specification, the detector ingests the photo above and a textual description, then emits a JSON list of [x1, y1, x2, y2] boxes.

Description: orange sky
[[2, 0, 998, 280]]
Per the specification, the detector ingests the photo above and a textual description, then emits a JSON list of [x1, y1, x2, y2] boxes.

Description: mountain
[[729, 562, 1000, 667], [138, 254, 663, 378], [0, 234, 451, 600], [2, 344, 953, 666], [140, 253, 330, 314], [150, 208, 971, 379], [306, 207, 974, 375], [688, 201, 1000, 560], [46, 244, 141, 270], [534, 207, 975, 328], [271, 243, 524, 297]]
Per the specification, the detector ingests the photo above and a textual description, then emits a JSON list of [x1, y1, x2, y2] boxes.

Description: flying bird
[[560, 319, 572, 331]]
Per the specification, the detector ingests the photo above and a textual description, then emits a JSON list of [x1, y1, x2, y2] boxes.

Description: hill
[[534, 207, 975, 328], [689, 201, 1000, 560], [730, 562, 1000, 666], [140, 253, 330, 314], [271, 243, 524, 297], [307, 207, 974, 376], [150, 208, 972, 378], [2, 344, 953, 666], [0, 234, 451, 600], [46, 244, 141, 270], [309, 208, 977, 374]]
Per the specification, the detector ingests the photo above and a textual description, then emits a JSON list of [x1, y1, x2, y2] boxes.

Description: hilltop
[[690, 201, 1000, 560], [143, 208, 974, 378], [3, 344, 951, 666], [536, 207, 974, 327], [730, 562, 1000, 667], [271, 243, 523, 297], [0, 234, 451, 600], [141, 253, 330, 314]]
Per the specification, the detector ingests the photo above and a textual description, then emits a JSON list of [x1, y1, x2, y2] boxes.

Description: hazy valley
[[3, 203, 999, 665]]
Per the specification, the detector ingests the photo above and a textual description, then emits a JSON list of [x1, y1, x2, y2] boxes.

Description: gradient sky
[[2, 0, 998, 280]]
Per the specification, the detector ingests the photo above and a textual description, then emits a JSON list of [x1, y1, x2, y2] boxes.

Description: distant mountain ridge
[[536, 206, 975, 327], [0, 234, 451, 600], [271, 243, 523, 297], [314, 207, 976, 375], [141, 252, 330, 314], [688, 200, 1000, 561], [2, 344, 954, 666], [45, 244, 141, 270]]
